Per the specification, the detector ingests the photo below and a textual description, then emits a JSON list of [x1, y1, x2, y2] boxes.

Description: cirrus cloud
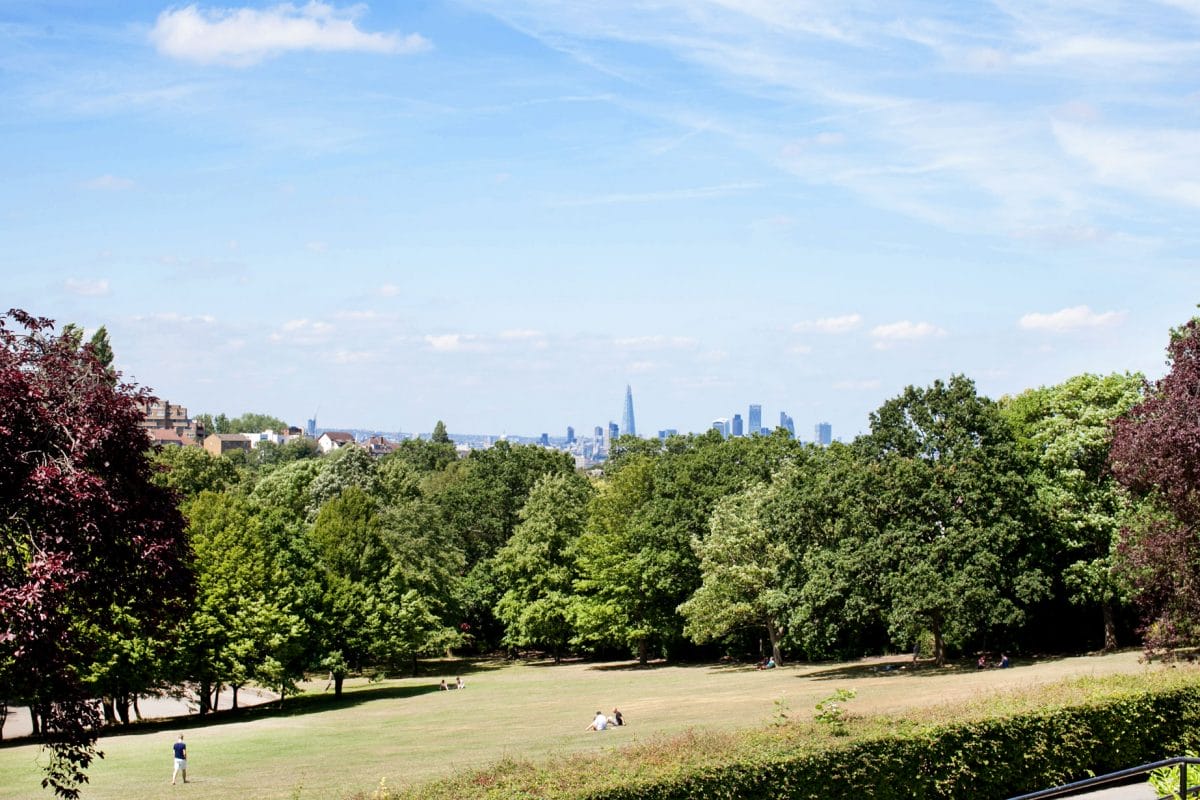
[[1018, 305, 1126, 332], [150, 2, 431, 67], [792, 313, 862, 333]]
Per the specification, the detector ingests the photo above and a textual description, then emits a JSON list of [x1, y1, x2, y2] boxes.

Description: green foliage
[[813, 688, 856, 735], [150, 445, 241, 499], [1148, 751, 1200, 799]]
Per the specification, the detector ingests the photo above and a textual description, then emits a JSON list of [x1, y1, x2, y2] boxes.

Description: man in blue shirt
[[172, 735, 188, 785]]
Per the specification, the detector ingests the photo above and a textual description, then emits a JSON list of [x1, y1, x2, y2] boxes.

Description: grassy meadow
[[0, 650, 1175, 800]]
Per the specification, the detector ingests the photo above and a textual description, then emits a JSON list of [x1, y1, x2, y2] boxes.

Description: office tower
[[780, 411, 795, 437], [594, 425, 603, 439], [658, 429, 678, 440], [539, 432, 549, 447], [306, 418, 316, 437], [748, 404, 761, 436], [732, 414, 744, 437], [815, 421, 832, 445], [567, 426, 575, 444], [609, 421, 619, 441], [711, 418, 729, 438], [622, 384, 637, 438]]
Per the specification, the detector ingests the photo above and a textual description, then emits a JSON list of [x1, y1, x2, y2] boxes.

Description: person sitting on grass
[[456, 676, 465, 689], [610, 708, 624, 726], [439, 679, 448, 690], [999, 653, 1010, 668], [586, 711, 608, 731]]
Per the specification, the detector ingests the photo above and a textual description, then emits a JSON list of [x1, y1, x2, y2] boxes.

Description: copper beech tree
[[1111, 317, 1200, 653], [0, 310, 192, 797]]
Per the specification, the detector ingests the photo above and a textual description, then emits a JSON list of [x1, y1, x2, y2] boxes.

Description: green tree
[[493, 473, 594, 661], [150, 445, 240, 500], [431, 420, 451, 444], [1001, 373, 1144, 650], [861, 375, 1050, 665], [679, 482, 791, 663]]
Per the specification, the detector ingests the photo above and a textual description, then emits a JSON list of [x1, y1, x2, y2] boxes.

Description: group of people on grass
[[977, 653, 1011, 669], [586, 708, 624, 731], [438, 676, 466, 690]]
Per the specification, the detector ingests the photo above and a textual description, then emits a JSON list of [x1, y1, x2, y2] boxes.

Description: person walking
[[171, 734, 188, 784]]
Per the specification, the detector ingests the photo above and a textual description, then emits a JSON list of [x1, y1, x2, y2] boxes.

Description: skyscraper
[[780, 411, 795, 437], [815, 421, 832, 446], [566, 426, 575, 444], [622, 384, 637, 438], [732, 414, 744, 437], [711, 418, 729, 438], [609, 421, 619, 441], [539, 432, 549, 447], [748, 404, 761, 436]]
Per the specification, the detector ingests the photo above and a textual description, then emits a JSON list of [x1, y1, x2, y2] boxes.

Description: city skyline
[[3, 2, 1197, 438]]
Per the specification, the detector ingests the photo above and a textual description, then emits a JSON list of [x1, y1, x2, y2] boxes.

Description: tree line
[[4, 307, 1200, 797]]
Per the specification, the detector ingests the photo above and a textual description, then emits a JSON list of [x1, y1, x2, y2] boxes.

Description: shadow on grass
[[800, 654, 1070, 681], [0, 659, 506, 749]]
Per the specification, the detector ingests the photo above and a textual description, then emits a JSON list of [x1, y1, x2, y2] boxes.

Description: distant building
[[748, 404, 762, 436], [539, 432, 549, 447], [594, 425, 604, 440], [306, 418, 317, 437], [780, 411, 795, 437], [138, 399, 202, 445], [608, 421, 619, 441], [317, 431, 354, 454], [621, 384, 637, 438], [731, 414, 744, 437], [362, 435, 397, 457], [815, 421, 832, 446], [658, 428, 678, 440], [203, 433, 250, 458], [566, 426, 575, 444], [711, 418, 729, 438]]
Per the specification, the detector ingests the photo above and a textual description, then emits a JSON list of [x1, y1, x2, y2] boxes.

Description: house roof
[[321, 431, 354, 442]]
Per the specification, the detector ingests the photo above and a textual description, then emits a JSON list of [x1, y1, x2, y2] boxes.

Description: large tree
[[678, 482, 791, 664], [0, 310, 192, 797], [1001, 373, 1144, 650], [859, 375, 1049, 665], [1111, 318, 1200, 652], [493, 473, 593, 662]]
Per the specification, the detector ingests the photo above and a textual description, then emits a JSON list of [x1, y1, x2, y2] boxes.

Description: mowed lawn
[[0, 651, 1156, 800]]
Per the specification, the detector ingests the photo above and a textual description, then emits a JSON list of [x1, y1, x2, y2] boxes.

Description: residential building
[[362, 435, 397, 457], [138, 399, 202, 445], [203, 433, 250, 458], [317, 431, 354, 453], [748, 404, 762, 436]]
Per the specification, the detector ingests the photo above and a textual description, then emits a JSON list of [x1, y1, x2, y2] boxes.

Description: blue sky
[[2, 1, 1197, 439]]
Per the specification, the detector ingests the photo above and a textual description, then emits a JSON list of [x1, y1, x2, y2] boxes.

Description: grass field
[[0, 651, 1165, 800]]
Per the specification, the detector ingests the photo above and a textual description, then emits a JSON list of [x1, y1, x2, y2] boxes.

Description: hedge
[[577, 685, 1200, 800]]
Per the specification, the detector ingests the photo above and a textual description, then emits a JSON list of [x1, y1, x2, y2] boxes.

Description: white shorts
[[174, 758, 187, 770]]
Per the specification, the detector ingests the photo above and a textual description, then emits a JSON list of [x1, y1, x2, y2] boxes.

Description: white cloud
[[1018, 305, 1126, 332], [64, 278, 111, 297], [792, 313, 862, 333], [613, 335, 698, 349], [870, 320, 946, 349], [833, 378, 881, 390], [499, 329, 544, 340], [82, 175, 135, 191], [150, 2, 431, 67], [331, 348, 375, 364], [379, 284, 400, 297], [557, 181, 762, 207], [270, 318, 334, 343], [424, 333, 486, 352], [305, 240, 327, 253], [134, 312, 215, 324]]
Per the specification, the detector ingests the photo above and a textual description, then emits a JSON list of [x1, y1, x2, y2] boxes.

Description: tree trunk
[[766, 617, 782, 665], [211, 683, 220, 713], [1102, 601, 1118, 652], [334, 673, 345, 698], [115, 693, 130, 724], [637, 638, 649, 665], [411, 654, 419, 678], [933, 620, 946, 667], [198, 680, 211, 715], [133, 696, 142, 721], [101, 697, 116, 725], [231, 685, 239, 710], [0, 700, 7, 740]]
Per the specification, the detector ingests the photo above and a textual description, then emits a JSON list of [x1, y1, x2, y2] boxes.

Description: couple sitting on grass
[[438, 676, 466, 690], [586, 708, 624, 731]]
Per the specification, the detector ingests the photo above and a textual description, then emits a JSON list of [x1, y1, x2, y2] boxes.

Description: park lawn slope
[[0, 651, 1183, 800]]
